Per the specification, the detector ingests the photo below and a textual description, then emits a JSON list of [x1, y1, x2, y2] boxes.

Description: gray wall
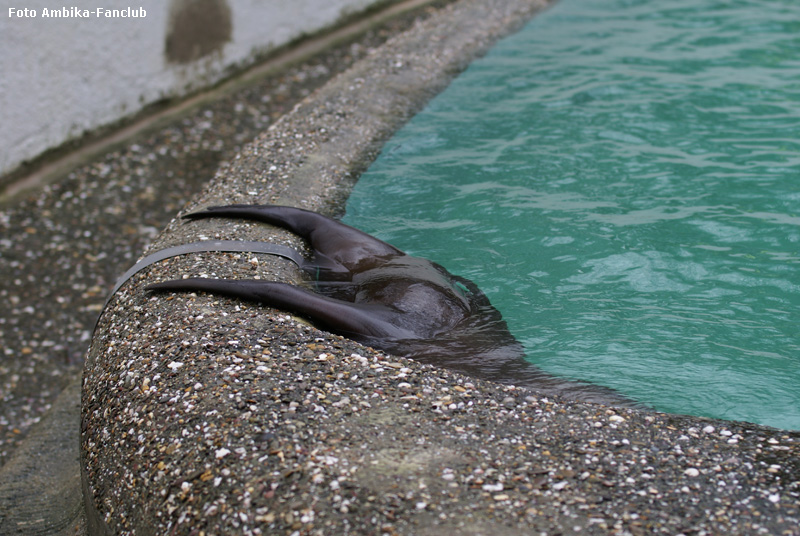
[[0, 0, 384, 177]]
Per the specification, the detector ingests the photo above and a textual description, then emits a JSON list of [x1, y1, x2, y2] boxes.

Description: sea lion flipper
[[183, 205, 323, 237], [146, 278, 410, 340], [183, 204, 402, 270]]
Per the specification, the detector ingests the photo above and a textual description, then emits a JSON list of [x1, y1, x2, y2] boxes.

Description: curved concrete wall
[[0, 0, 382, 177], [80, 0, 800, 533]]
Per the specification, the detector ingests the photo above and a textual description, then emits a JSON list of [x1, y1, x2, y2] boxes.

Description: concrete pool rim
[[82, 0, 800, 534]]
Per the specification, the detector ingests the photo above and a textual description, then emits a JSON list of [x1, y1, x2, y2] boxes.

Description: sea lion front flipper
[[146, 278, 414, 341], [183, 205, 402, 271]]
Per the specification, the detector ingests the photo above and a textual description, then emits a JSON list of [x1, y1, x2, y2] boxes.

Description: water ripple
[[346, 0, 800, 430]]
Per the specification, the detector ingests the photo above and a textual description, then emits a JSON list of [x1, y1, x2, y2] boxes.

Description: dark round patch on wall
[[165, 0, 233, 64]]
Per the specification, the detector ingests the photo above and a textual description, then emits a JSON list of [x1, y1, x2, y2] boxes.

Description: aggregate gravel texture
[[0, 2, 455, 533], [79, 0, 800, 534], [0, 3, 442, 465]]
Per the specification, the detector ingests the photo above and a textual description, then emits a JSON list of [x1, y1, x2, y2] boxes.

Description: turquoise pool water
[[343, 0, 800, 430]]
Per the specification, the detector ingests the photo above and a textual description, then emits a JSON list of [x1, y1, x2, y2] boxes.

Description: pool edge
[[82, 0, 800, 533]]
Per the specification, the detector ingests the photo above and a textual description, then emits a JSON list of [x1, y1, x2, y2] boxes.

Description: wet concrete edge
[[82, 0, 800, 534]]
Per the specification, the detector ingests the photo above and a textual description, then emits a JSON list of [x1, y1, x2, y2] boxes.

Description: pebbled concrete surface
[[0, 378, 84, 535], [0, 1, 454, 533], [80, 0, 799, 535]]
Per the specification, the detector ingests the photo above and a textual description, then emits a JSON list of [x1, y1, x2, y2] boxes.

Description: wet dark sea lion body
[[148, 204, 636, 406]]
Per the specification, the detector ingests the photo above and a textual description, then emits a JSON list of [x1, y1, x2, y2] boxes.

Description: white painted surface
[[0, 0, 381, 176]]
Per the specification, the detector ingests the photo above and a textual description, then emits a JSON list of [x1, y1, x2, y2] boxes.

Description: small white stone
[[215, 448, 231, 459], [684, 468, 700, 477], [167, 361, 183, 371]]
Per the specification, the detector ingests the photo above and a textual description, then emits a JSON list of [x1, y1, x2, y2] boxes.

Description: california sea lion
[[148, 204, 635, 406]]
